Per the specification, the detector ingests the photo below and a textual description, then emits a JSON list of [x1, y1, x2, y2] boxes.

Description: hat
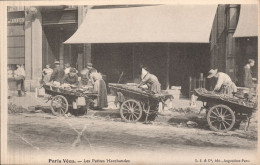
[[65, 63, 70, 67], [87, 63, 93, 68], [70, 68, 77, 73], [54, 61, 60, 64], [141, 65, 151, 73], [207, 69, 218, 78]]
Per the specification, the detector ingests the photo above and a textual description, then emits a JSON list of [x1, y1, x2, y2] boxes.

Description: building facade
[[210, 4, 258, 86], [7, 6, 85, 91], [8, 4, 257, 96]]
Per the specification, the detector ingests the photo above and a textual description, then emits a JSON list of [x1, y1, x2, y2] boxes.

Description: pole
[[132, 43, 135, 80], [59, 28, 64, 68], [166, 43, 170, 90]]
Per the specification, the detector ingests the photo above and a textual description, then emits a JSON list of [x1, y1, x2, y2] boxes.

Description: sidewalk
[[8, 90, 49, 108]]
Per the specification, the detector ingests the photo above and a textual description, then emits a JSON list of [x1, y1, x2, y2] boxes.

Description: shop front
[[65, 5, 217, 97]]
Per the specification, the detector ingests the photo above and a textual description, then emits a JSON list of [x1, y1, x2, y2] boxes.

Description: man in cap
[[207, 69, 237, 96], [62, 68, 79, 85], [242, 59, 257, 88], [50, 61, 65, 84]]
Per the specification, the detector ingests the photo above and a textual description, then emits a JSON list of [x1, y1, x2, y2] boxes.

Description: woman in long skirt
[[90, 71, 108, 109]]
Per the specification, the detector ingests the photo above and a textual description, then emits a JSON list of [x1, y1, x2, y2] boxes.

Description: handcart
[[109, 83, 173, 123], [43, 84, 98, 116], [193, 88, 257, 132]]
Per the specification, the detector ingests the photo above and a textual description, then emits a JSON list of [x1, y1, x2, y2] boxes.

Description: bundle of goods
[[194, 88, 257, 109]]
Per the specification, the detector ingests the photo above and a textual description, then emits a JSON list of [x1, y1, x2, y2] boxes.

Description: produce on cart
[[43, 82, 98, 116], [193, 88, 257, 132], [109, 83, 173, 123]]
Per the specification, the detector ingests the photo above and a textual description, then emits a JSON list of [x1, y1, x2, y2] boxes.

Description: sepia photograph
[[1, 1, 259, 164]]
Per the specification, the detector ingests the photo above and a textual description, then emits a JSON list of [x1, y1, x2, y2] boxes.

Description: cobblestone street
[[6, 91, 258, 164]]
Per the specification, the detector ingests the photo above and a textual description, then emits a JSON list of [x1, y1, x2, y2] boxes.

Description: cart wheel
[[207, 104, 235, 132], [50, 95, 68, 116], [120, 99, 142, 122]]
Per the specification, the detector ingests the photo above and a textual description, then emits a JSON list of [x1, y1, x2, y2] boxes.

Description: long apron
[[94, 79, 108, 108]]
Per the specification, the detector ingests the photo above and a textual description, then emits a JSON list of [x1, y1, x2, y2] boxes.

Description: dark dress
[[243, 66, 254, 88], [50, 67, 65, 83], [92, 73, 108, 108]]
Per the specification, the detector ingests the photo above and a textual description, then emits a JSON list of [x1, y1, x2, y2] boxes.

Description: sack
[[77, 97, 86, 106], [73, 101, 77, 109], [14, 75, 24, 80]]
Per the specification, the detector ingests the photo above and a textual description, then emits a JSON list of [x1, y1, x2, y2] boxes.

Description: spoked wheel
[[207, 104, 235, 132], [50, 95, 69, 116], [120, 99, 142, 122]]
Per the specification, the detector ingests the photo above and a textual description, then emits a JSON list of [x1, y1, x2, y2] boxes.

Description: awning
[[233, 4, 258, 37], [65, 5, 217, 44]]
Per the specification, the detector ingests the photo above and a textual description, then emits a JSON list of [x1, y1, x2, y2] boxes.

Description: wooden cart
[[43, 84, 98, 116], [193, 88, 257, 132], [109, 83, 173, 123]]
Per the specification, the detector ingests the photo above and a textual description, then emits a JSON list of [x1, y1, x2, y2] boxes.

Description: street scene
[[5, 4, 258, 165]]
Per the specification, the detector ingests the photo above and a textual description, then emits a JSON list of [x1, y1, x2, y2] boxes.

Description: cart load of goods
[[194, 88, 257, 109], [44, 82, 96, 97], [110, 83, 143, 92], [109, 83, 164, 96]]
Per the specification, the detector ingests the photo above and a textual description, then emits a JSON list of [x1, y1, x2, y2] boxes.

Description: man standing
[[14, 64, 26, 97], [50, 61, 65, 84], [242, 59, 256, 88]]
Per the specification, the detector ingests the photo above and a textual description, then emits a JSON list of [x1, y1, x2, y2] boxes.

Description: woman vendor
[[89, 69, 108, 109], [138, 66, 161, 94], [62, 68, 79, 85], [207, 69, 237, 96]]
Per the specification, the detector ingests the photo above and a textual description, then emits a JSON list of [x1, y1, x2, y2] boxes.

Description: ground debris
[[186, 121, 198, 127], [8, 103, 28, 114], [168, 107, 195, 114]]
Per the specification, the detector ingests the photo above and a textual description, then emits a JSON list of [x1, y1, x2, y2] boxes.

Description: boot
[[18, 90, 22, 97]]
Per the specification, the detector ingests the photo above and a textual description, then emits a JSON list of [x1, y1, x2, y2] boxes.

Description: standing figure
[[90, 69, 108, 109], [242, 59, 256, 88], [207, 69, 237, 96], [138, 66, 161, 94], [50, 61, 65, 84], [80, 63, 96, 86], [64, 63, 71, 75], [14, 64, 26, 97], [42, 64, 53, 83]]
